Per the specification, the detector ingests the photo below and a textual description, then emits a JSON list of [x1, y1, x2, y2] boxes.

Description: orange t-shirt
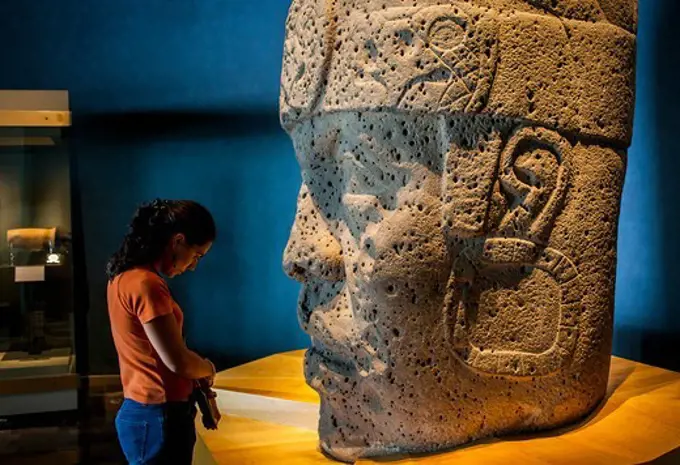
[[107, 268, 193, 404]]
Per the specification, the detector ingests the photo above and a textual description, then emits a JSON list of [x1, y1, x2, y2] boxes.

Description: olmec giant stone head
[[280, 0, 637, 462]]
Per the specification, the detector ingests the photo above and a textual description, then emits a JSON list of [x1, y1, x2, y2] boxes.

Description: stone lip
[[305, 346, 357, 385]]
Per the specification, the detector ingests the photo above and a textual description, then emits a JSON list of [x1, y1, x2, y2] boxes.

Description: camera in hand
[[193, 379, 220, 430]]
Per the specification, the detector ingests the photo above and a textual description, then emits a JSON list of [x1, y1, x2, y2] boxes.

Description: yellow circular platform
[[196, 350, 680, 464]]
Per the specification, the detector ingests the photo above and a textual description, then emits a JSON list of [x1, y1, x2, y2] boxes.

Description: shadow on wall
[[72, 135, 147, 373], [0, 0, 291, 113], [614, 0, 680, 372], [73, 111, 305, 374], [649, 0, 680, 372]]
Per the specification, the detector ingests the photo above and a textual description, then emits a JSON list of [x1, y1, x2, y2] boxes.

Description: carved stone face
[[280, 1, 637, 462]]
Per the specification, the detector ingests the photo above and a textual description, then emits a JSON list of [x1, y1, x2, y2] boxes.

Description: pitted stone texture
[[280, 1, 636, 463], [280, 0, 637, 144]]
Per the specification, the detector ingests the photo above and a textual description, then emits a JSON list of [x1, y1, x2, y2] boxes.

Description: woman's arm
[[143, 314, 215, 380]]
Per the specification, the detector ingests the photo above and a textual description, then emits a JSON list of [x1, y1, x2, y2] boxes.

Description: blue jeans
[[115, 398, 197, 465]]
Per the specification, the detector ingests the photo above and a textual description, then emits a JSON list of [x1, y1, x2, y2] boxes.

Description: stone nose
[[283, 184, 345, 283]]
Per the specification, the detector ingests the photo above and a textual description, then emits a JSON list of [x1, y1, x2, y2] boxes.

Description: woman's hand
[[196, 378, 222, 429], [208, 397, 222, 427], [204, 359, 216, 387]]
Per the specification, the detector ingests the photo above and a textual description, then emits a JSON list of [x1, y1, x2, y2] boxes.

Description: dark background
[[0, 0, 677, 374]]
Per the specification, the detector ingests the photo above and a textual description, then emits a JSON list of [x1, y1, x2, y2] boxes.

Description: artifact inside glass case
[[0, 90, 77, 417], [280, 1, 638, 462]]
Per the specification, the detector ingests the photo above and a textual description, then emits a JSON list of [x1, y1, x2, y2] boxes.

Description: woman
[[106, 199, 218, 465]]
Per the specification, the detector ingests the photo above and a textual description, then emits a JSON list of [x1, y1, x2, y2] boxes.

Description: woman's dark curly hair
[[106, 199, 216, 280]]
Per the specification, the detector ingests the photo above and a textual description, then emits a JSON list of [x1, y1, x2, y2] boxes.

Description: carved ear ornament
[[445, 236, 582, 378], [441, 124, 580, 378]]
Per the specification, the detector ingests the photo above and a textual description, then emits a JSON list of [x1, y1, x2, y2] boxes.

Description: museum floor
[[0, 386, 215, 465], [0, 394, 125, 464]]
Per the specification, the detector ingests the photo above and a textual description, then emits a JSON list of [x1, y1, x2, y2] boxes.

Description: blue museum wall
[[70, 116, 305, 371], [0, 0, 306, 372], [0, 0, 679, 372], [613, 0, 680, 371], [0, 1, 288, 114]]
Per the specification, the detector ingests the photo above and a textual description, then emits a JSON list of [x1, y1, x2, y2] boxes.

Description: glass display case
[[0, 91, 78, 420]]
